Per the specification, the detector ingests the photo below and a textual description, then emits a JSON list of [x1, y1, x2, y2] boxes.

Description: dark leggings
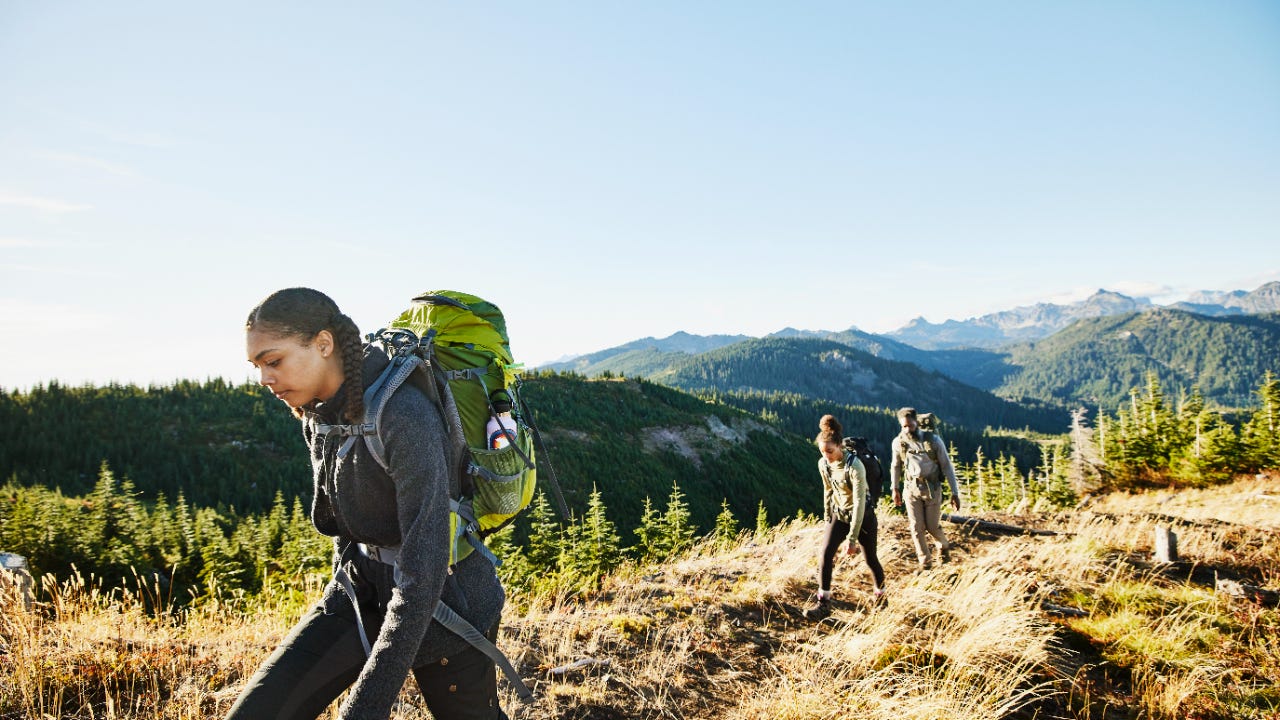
[[224, 600, 505, 720], [818, 506, 885, 591]]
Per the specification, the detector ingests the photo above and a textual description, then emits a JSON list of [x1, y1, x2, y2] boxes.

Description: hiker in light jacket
[[803, 414, 868, 620], [891, 406, 961, 570], [231, 287, 507, 720]]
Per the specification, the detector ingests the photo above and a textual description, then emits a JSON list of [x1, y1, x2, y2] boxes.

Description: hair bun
[[819, 414, 842, 436]]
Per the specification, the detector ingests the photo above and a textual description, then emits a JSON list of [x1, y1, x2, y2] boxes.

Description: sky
[[3, 2, 1279, 390]]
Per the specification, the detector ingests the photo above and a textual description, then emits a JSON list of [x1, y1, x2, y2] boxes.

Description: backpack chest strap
[[307, 419, 377, 458]]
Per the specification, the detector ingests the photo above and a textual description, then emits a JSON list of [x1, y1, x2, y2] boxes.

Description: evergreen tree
[[572, 485, 623, 582], [658, 480, 696, 559], [754, 500, 770, 539], [1242, 371, 1280, 470], [633, 496, 662, 561], [1042, 443, 1077, 508], [524, 491, 561, 571], [712, 499, 739, 550], [485, 523, 533, 588]]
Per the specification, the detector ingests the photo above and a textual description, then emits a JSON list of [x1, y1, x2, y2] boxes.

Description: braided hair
[[246, 287, 364, 422], [815, 414, 843, 449]]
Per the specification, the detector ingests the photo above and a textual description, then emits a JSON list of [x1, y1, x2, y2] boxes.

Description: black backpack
[[843, 436, 885, 503]]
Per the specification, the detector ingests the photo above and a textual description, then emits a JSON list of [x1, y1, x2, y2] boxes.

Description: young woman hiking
[[803, 414, 883, 620], [229, 287, 508, 720]]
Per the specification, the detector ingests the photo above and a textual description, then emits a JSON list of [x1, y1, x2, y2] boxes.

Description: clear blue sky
[[3, 2, 1278, 390]]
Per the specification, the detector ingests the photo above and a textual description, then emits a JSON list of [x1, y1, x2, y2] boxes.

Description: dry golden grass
[[3, 475, 1279, 719], [0, 570, 310, 719], [1086, 472, 1280, 530], [494, 516, 1060, 720]]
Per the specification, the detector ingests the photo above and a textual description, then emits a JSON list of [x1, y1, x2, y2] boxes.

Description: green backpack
[[356, 290, 568, 564], [322, 290, 567, 703]]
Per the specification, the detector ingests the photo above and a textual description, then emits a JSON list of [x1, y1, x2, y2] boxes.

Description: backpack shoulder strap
[[920, 431, 939, 461], [353, 349, 427, 471]]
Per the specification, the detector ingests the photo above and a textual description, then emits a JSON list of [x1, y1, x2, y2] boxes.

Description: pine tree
[[486, 524, 533, 588], [1242, 371, 1280, 470], [633, 496, 662, 561], [525, 491, 561, 571], [658, 480, 696, 559], [754, 500, 770, 539], [1043, 443, 1077, 508], [712, 499, 739, 550], [574, 485, 622, 581]]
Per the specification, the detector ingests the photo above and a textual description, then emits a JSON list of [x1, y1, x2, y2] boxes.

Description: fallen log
[[944, 514, 1059, 537], [547, 657, 612, 677], [1215, 578, 1280, 607], [1085, 511, 1238, 530], [1042, 602, 1089, 618]]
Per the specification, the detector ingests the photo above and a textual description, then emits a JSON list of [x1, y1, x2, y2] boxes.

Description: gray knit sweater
[[301, 349, 505, 720]]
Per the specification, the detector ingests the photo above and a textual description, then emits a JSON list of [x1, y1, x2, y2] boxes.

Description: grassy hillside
[[6, 473, 1277, 719]]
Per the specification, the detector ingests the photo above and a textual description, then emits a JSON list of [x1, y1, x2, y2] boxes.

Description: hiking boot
[[802, 598, 831, 621]]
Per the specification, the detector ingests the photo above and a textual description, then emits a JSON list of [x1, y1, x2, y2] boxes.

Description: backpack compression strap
[[432, 601, 534, 702], [333, 548, 533, 703], [514, 382, 571, 519]]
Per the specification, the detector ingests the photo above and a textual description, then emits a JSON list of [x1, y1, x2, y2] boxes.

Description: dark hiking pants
[[819, 506, 885, 592], [857, 507, 885, 590], [223, 598, 506, 720]]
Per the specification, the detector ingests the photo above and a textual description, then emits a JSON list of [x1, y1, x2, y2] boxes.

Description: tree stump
[[1154, 526, 1178, 563], [0, 552, 34, 610]]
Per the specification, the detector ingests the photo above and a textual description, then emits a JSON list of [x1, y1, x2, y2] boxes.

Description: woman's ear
[[314, 329, 336, 358]]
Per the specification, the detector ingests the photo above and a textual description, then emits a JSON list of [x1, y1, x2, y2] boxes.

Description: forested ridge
[[658, 337, 1067, 433], [544, 309, 1280, 416], [0, 379, 309, 512], [991, 309, 1280, 407]]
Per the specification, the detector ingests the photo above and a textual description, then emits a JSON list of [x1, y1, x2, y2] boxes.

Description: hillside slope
[[10, 475, 1276, 719], [517, 373, 821, 536], [501, 475, 1280, 719], [988, 309, 1280, 408]]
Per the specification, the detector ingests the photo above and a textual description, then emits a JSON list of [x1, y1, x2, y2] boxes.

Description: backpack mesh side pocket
[[469, 428, 537, 530]]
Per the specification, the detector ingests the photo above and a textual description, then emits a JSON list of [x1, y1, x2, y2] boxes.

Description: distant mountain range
[[543, 282, 1280, 412], [887, 282, 1280, 350]]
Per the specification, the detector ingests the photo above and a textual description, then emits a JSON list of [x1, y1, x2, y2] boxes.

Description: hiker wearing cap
[[891, 407, 961, 570], [803, 414, 869, 620], [231, 287, 508, 720]]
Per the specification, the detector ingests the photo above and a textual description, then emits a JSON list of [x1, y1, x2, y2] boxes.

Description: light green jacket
[[819, 453, 867, 537]]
